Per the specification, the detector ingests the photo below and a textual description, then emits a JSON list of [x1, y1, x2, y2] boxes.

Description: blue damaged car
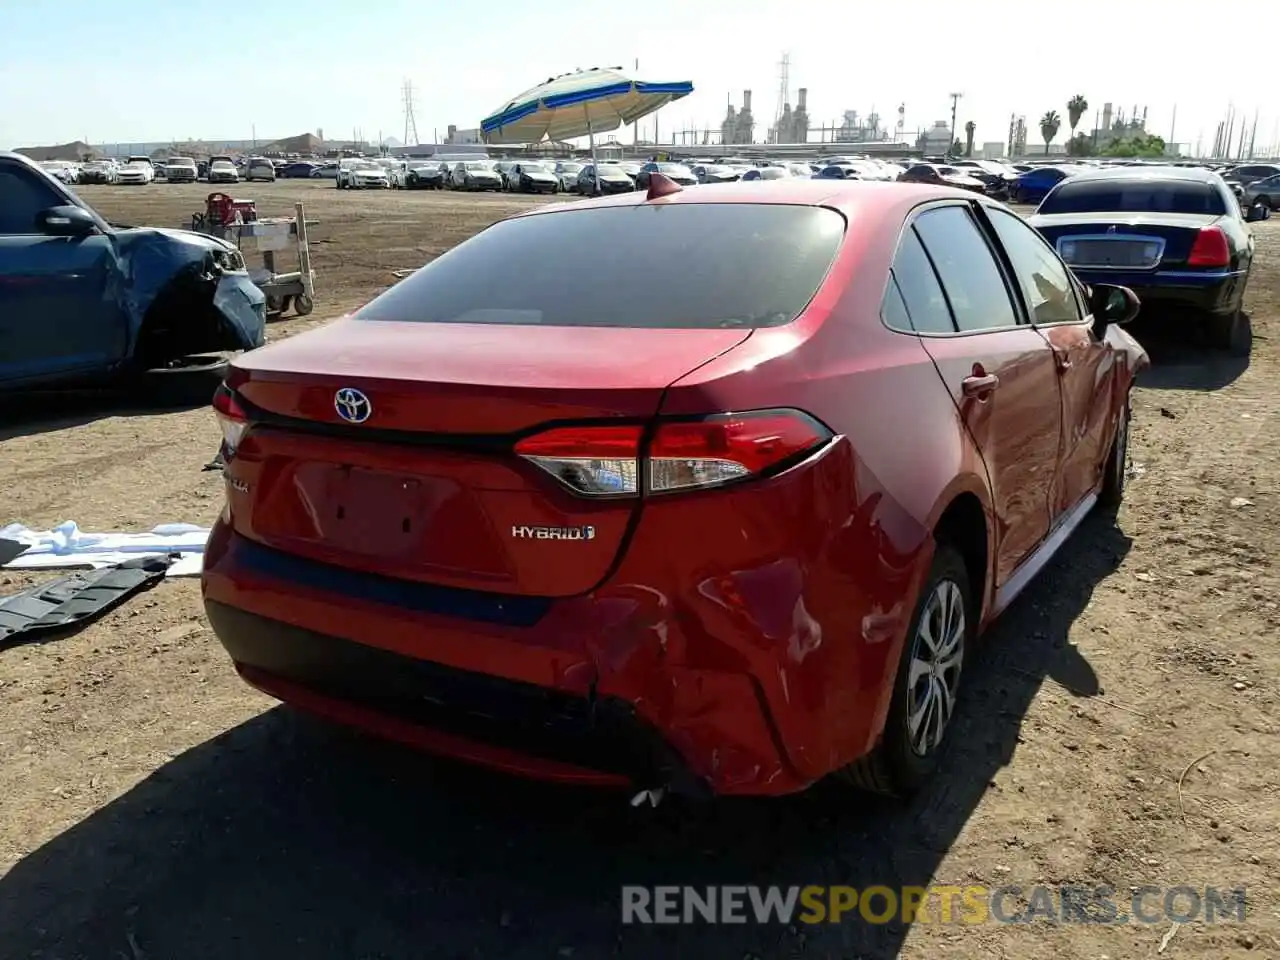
[[0, 151, 266, 405]]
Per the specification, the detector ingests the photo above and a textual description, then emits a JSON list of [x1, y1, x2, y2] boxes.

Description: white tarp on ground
[[0, 521, 211, 578]]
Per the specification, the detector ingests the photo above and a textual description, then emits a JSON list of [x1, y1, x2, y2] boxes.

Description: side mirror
[[38, 205, 98, 237], [1089, 283, 1140, 326], [1244, 203, 1271, 223]]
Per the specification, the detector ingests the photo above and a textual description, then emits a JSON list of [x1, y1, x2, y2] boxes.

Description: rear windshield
[[357, 204, 845, 329], [1040, 179, 1228, 216]]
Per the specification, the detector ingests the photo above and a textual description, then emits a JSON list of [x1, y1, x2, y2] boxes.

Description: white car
[[164, 157, 198, 182], [116, 158, 155, 185], [448, 160, 503, 191], [208, 158, 238, 184], [38, 161, 79, 184], [337, 159, 390, 189], [244, 157, 276, 182]]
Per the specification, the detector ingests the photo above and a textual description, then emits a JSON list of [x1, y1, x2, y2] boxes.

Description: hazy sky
[[1, 0, 1272, 155]]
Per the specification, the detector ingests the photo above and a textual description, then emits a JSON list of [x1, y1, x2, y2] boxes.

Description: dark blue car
[[0, 152, 266, 402], [1012, 166, 1073, 204], [1028, 166, 1263, 351]]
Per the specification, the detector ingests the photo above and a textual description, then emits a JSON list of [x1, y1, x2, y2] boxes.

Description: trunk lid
[[224, 318, 751, 597], [1029, 211, 1221, 266]]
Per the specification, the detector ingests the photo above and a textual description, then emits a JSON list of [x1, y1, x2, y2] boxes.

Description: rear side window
[[1039, 179, 1227, 216], [357, 204, 846, 329], [886, 229, 954, 334], [913, 206, 1019, 331]]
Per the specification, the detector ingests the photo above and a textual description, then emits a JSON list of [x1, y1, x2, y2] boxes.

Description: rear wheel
[[838, 544, 972, 797], [1207, 308, 1250, 355], [1098, 396, 1130, 509]]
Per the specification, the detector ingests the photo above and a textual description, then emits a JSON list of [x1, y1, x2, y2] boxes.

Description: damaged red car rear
[[202, 178, 1148, 798]]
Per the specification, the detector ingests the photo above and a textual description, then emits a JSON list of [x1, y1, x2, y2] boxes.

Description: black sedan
[[507, 161, 560, 194], [1029, 166, 1261, 351], [279, 162, 319, 179], [398, 161, 446, 190], [634, 162, 698, 189], [574, 164, 635, 195]]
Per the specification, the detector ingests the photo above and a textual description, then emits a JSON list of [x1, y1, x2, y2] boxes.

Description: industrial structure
[[834, 110, 886, 143], [720, 90, 757, 145]]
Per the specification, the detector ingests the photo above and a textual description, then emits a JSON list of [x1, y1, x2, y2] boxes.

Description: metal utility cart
[[190, 194, 318, 319]]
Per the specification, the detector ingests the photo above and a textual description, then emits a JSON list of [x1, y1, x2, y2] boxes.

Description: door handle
[[1055, 352, 1073, 372], [961, 373, 1000, 398]]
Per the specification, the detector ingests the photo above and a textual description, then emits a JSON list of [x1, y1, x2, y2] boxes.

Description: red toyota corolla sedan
[[202, 177, 1148, 799]]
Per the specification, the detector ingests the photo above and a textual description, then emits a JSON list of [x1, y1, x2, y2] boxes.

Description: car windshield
[[464, 162, 491, 170], [760, 168, 790, 179], [408, 162, 435, 170], [595, 165, 625, 176], [1039, 178, 1228, 216], [521, 162, 548, 172], [357, 204, 845, 329], [559, 163, 582, 173], [657, 164, 693, 177]]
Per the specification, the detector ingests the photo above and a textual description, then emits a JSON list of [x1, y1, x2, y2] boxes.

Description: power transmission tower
[[402, 80, 420, 146], [773, 53, 790, 144]]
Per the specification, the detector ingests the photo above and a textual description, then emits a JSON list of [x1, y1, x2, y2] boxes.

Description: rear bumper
[[201, 438, 932, 796], [207, 599, 709, 794], [1074, 267, 1247, 314]]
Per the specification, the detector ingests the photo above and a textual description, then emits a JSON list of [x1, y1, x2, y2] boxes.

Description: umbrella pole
[[587, 108, 599, 195]]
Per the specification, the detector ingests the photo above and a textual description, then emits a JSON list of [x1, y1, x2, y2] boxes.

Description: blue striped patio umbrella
[[481, 67, 693, 191]]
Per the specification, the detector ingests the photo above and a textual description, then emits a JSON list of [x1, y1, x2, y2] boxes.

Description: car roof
[[1062, 165, 1220, 184], [517, 179, 981, 220]]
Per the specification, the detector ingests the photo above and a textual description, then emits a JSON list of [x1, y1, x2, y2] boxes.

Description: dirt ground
[[0, 181, 1277, 960]]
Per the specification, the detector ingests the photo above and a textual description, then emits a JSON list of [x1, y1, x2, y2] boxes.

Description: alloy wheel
[[905, 579, 966, 756]]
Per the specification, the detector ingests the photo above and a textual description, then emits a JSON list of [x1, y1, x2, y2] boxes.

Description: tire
[[1257, 195, 1273, 211], [294, 293, 314, 317], [838, 543, 972, 797], [1098, 396, 1130, 509], [132, 355, 229, 408], [1207, 308, 1250, 355]]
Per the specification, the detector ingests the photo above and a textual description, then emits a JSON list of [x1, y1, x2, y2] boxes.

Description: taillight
[[514, 410, 832, 498], [514, 424, 643, 496], [212, 383, 249, 455], [1187, 226, 1230, 267]]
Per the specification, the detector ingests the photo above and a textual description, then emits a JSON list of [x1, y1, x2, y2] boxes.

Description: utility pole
[[948, 92, 963, 156]]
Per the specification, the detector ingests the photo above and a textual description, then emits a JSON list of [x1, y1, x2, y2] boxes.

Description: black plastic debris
[[0, 538, 27, 566], [0, 555, 173, 647]]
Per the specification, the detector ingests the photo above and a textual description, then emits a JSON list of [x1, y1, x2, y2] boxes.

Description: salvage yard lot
[[1, 181, 1277, 959]]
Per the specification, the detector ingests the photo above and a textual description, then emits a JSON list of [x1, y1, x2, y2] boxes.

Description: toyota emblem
[[334, 387, 372, 424]]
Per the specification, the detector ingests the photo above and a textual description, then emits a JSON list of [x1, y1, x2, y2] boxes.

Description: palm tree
[[1040, 110, 1061, 155], [964, 120, 976, 157], [1067, 95, 1089, 141]]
